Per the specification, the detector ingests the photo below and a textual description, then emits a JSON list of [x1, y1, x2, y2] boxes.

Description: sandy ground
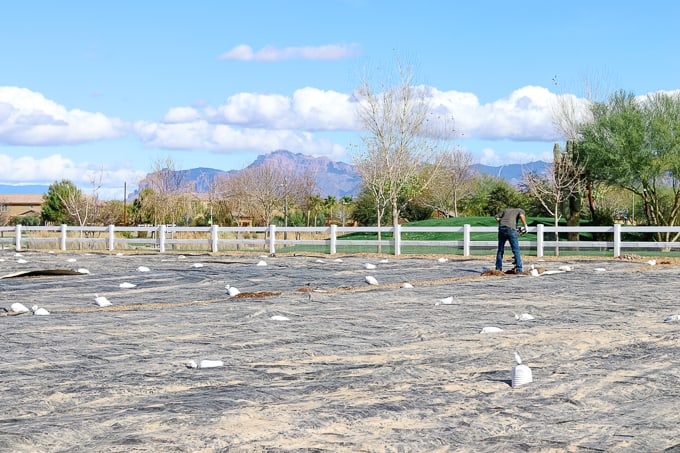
[[1, 250, 679, 453]]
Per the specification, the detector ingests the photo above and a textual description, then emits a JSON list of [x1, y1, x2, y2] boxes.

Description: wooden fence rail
[[1, 224, 679, 257]]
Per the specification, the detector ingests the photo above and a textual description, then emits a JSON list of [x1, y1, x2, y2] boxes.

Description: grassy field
[[280, 216, 680, 258]]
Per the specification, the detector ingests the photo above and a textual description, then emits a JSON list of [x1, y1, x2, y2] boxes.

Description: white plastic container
[[511, 364, 533, 387], [198, 359, 224, 369]]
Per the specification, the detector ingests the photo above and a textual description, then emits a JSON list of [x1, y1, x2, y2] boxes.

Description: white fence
[[1, 224, 679, 257]]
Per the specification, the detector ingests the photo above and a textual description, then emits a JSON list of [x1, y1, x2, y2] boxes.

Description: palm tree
[[324, 196, 337, 225], [339, 196, 353, 226], [306, 195, 324, 227]]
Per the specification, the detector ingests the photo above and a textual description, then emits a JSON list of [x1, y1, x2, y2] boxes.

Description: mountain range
[[1, 150, 548, 199]]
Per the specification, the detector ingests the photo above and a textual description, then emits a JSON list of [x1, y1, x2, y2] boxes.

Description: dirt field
[[1, 250, 679, 452]]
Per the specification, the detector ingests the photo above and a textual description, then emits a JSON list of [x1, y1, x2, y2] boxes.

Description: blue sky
[[1, 0, 679, 198]]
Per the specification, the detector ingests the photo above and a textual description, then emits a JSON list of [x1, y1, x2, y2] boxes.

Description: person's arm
[[519, 213, 528, 229]]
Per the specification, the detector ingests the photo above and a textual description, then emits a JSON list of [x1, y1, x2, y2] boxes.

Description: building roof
[[0, 194, 44, 205]]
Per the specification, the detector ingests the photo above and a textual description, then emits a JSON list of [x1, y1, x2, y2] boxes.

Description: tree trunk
[[554, 214, 560, 257], [567, 192, 580, 241], [376, 216, 382, 254], [453, 190, 459, 217], [587, 181, 596, 220]]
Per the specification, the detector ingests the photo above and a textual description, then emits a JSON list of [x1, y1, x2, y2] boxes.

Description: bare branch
[[353, 59, 454, 236]]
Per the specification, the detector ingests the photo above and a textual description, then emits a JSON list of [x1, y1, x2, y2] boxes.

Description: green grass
[[277, 217, 680, 257], [338, 217, 506, 242]]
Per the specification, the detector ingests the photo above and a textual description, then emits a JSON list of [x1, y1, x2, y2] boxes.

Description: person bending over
[[495, 207, 528, 274]]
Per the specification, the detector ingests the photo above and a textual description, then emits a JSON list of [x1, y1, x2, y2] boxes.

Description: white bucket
[[511, 364, 533, 387]]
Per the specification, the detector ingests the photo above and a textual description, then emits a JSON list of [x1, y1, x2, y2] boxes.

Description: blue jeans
[[496, 226, 522, 272]]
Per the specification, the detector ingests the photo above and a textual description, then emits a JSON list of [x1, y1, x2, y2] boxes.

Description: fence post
[[269, 225, 276, 255], [613, 223, 621, 257], [394, 224, 401, 256], [60, 224, 67, 251], [108, 224, 115, 251], [330, 224, 337, 255], [158, 224, 166, 253], [15, 224, 21, 252], [211, 224, 219, 253], [463, 224, 470, 256], [537, 224, 544, 257]]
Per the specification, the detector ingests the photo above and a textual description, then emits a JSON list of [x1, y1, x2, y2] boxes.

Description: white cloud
[[133, 120, 346, 160], [478, 147, 504, 166], [290, 88, 357, 130], [187, 85, 584, 144], [0, 153, 145, 191], [163, 106, 201, 123], [212, 92, 292, 127], [476, 145, 556, 166], [0, 84, 591, 167], [430, 85, 578, 142], [219, 43, 361, 61], [137, 85, 577, 161], [211, 88, 357, 130], [0, 87, 128, 145]]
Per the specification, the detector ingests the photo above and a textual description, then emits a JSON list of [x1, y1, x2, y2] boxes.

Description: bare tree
[[197, 172, 217, 225], [522, 144, 585, 256], [213, 173, 238, 225], [353, 60, 453, 250], [61, 171, 103, 227], [244, 162, 283, 226], [550, 73, 614, 141], [550, 75, 612, 218], [96, 200, 124, 225], [276, 167, 317, 230], [144, 157, 194, 225], [217, 160, 318, 229], [288, 168, 317, 221], [352, 150, 390, 248], [426, 149, 476, 217], [56, 171, 104, 248], [222, 162, 278, 226]]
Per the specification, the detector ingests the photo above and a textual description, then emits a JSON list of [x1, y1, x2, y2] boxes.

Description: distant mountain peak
[[250, 150, 361, 197], [129, 150, 547, 201]]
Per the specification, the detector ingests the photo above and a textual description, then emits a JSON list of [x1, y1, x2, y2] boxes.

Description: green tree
[[399, 196, 434, 222], [339, 195, 354, 226], [130, 187, 156, 225], [305, 194, 324, 227], [485, 180, 524, 216], [352, 188, 387, 226], [324, 196, 337, 224], [42, 179, 81, 225], [578, 90, 680, 242], [459, 174, 499, 216], [13, 215, 41, 226]]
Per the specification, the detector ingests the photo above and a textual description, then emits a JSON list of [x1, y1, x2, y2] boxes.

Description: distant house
[[0, 194, 44, 222]]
